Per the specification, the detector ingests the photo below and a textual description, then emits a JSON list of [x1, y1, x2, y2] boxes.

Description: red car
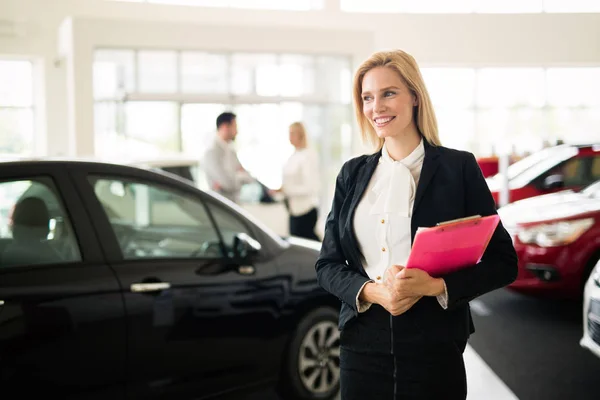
[[486, 144, 600, 206], [498, 181, 600, 299]]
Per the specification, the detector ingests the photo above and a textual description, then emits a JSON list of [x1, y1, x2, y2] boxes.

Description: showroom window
[[341, 0, 600, 13], [107, 0, 324, 11], [0, 60, 35, 155], [420, 67, 600, 156], [93, 49, 352, 203]]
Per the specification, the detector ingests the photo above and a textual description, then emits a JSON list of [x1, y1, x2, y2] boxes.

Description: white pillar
[[58, 17, 95, 157]]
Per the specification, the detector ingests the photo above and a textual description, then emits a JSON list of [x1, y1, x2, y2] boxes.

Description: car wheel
[[281, 307, 340, 400]]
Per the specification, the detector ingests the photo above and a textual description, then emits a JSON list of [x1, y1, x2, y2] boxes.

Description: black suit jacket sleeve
[[315, 163, 371, 315], [443, 153, 518, 309]]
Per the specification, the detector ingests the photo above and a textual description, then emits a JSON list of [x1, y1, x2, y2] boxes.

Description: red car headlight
[[517, 218, 594, 247]]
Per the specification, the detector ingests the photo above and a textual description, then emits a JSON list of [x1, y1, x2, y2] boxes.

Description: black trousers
[[289, 207, 319, 240]]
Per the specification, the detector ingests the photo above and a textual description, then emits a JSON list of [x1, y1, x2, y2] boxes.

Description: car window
[[203, 201, 253, 253], [89, 177, 224, 260], [508, 147, 579, 188], [552, 156, 600, 187], [0, 177, 81, 268], [502, 146, 578, 181], [591, 156, 600, 181]]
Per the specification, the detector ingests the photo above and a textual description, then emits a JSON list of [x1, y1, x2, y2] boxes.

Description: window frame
[[0, 59, 36, 156]]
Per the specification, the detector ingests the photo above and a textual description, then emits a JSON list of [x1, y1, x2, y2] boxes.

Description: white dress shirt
[[353, 139, 448, 312], [282, 148, 320, 217], [203, 136, 252, 203]]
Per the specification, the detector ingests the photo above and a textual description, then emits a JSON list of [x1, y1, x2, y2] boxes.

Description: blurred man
[[203, 112, 253, 203]]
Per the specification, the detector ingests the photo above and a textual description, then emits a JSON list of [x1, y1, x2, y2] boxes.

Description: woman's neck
[[384, 125, 422, 161]]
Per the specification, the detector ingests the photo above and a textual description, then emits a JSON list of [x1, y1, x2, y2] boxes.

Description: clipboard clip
[[436, 215, 482, 226], [436, 215, 482, 232]]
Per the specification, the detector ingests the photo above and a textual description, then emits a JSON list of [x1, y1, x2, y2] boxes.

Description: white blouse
[[353, 139, 448, 312], [282, 148, 320, 217]]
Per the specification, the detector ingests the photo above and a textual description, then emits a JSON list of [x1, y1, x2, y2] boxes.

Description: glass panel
[[315, 56, 352, 103], [234, 103, 287, 188], [229, 0, 323, 10], [94, 50, 136, 99], [476, 108, 545, 156], [231, 54, 277, 96], [421, 68, 475, 108], [476, 68, 545, 108], [280, 55, 316, 97], [124, 101, 180, 153], [545, 108, 600, 143], [547, 68, 600, 107], [544, 0, 600, 13], [90, 177, 223, 259], [0, 60, 33, 107], [340, 0, 471, 13], [435, 108, 475, 153], [138, 51, 178, 93], [403, 0, 472, 13], [0, 108, 34, 155], [181, 52, 228, 94], [0, 178, 81, 266], [145, 0, 323, 9], [474, 0, 542, 13], [181, 103, 227, 157], [203, 201, 251, 250]]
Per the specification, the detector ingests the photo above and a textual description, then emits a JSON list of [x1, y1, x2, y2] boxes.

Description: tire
[[280, 307, 340, 400]]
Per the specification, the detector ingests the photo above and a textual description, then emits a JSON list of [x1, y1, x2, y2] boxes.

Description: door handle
[[130, 282, 171, 293], [238, 265, 255, 275]]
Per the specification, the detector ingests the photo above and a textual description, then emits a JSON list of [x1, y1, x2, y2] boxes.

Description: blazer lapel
[[412, 140, 441, 215]]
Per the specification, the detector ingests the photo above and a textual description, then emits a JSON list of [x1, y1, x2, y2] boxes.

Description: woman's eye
[[384, 91, 396, 97], [362, 96, 372, 102]]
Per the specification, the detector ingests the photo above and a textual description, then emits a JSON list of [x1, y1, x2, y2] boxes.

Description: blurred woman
[[281, 122, 320, 240]]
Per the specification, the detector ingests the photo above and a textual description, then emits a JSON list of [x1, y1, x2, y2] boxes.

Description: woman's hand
[[379, 266, 422, 316], [385, 265, 445, 298], [384, 291, 423, 316]]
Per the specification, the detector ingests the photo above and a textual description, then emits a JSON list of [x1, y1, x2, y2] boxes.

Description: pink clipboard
[[405, 214, 500, 277]]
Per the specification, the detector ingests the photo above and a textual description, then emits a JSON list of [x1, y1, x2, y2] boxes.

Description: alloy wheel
[[297, 320, 340, 395]]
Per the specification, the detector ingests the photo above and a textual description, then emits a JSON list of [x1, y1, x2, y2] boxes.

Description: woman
[[315, 50, 517, 399], [281, 122, 320, 240]]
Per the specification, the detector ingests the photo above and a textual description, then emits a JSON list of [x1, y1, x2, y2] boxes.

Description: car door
[[0, 166, 126, 399], [72, 168, 287, 399]]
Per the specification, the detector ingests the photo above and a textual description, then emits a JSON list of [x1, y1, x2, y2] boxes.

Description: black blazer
[[315, 139, 518, 343]]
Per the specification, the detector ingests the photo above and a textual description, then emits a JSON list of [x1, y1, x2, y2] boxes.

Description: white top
[[282, 148, 320, 216], [353, 139, 447, 312], [203, 136, 252, 203]]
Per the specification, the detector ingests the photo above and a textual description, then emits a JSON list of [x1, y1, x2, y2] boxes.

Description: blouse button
[[381, 247, 386, 252], [376, 276, 382, 281], [381, 219, 385, 224]]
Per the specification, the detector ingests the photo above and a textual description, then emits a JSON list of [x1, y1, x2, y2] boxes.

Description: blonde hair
[[353, 49, 441, 151], [289, 121, 308, 148]]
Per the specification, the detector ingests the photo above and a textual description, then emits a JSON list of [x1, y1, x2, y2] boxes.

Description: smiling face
[[361, 66, 418, 140]]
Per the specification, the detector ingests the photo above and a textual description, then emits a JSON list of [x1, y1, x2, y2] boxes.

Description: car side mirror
[[542, 174, 565, 190], [232, 232, 262, 259]]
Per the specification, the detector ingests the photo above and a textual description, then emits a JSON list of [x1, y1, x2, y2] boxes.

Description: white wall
[[1, 0, 600, 155]]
